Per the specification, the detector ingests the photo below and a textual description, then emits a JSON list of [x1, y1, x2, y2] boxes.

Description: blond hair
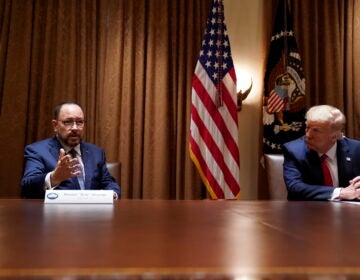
[[305, 105, 346, 131]]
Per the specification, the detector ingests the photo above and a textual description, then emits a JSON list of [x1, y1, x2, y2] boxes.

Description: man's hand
[[50, 148, 81, 187], [339, 176, 360, 200]]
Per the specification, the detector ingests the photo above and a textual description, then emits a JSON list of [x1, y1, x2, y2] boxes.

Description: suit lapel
[[337, 139, 352, 186], [307, 149, 324, 184], [80, 143, 90, 189], [49, 137, 62, 161]]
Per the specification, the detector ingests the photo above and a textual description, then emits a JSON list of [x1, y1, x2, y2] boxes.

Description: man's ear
[[334, 131, 342, 140], [51, 120, 58, 133]]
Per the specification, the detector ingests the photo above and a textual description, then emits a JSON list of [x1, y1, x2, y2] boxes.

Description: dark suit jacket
[[283, 136, 360, 200], [21, 137, 121, 199]]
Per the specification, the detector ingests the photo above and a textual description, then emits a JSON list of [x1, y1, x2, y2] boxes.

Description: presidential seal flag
[[263, 0, 306, 154], [189, 0, 240, 199]]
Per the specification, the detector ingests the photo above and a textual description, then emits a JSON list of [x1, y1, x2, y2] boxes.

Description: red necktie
[[320, 154, 333, 186]]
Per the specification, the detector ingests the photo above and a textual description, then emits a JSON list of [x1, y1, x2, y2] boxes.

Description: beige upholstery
[[264, 154, 287, 200], [106, 162, 121, 183]]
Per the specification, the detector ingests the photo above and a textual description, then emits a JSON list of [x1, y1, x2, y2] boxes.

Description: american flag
[[189, 0, 240, 199]]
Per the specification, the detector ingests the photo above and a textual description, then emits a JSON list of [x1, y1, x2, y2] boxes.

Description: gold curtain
[[291, 0, 360, 139], [0, 0, 207, 198]]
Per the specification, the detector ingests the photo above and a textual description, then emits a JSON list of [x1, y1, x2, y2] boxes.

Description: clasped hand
[[339, 176, 360, 200], [50, 148, 81, 186]]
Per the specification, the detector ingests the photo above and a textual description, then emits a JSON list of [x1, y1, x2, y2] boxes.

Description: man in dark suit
[[21, 101, 121, 199], [283, 105, 360, 201]]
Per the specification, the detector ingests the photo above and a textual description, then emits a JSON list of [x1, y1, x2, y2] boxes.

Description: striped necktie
[[69, 149, 85, 190]]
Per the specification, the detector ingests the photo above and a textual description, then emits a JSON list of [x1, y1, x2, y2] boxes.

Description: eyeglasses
[[59, 119, 86, 128]]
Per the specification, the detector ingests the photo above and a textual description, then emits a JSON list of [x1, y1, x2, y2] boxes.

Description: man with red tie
[[283, 105, 360, 201]]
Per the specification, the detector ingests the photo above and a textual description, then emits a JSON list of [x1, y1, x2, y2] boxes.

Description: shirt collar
[[56, 136, 81, 156], [319, 142, 337, 161]]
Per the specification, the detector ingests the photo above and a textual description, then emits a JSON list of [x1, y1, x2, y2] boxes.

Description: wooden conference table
[[0, 199, 359, 279]]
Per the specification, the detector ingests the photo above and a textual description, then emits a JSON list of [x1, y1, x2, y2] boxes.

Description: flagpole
[[283, 0, 288, 69]]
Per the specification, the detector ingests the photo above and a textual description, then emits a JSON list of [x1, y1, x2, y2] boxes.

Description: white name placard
[[44, 190, 114, 204]]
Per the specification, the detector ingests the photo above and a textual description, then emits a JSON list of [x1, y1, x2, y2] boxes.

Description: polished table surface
[[0, 199, 359, 279]]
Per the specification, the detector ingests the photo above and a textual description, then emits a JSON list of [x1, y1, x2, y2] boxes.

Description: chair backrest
[[106, 162, 121, 183], [264, 154, 287, 200]]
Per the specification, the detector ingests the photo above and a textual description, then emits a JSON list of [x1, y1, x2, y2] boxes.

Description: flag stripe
[[192, 71, 239, 165], [189, 136, 225, 198], [267, 90, 285, 113], [190, 105, 240, 197], [222, 68, 238, 122]]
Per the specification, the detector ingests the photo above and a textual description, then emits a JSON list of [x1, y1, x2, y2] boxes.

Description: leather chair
[[106, 162, 121, 183], [263, 154, 287, 200]]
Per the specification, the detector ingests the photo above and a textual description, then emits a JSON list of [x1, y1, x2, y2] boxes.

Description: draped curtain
[[1, 0, 360, 198], [291, 0, 360, 139], [0, 0, 207, 198]]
